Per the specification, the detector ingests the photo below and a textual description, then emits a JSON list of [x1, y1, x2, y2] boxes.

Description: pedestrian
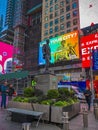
[[8, 84, 15, 101], [84, 87, 92, 111], [0, 81, 8, 109]]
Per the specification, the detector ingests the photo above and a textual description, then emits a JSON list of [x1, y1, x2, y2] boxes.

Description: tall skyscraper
[[0, 0, 15, 43], [0, 0, 7, 33], [41, 0, 80, 41]]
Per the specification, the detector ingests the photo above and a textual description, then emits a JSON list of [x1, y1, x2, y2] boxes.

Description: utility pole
[[89, 49, 95, 103]]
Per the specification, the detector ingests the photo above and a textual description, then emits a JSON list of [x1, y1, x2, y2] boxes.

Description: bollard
[[82, 108, 88, 128], [94, 106, 98, 120], [22, 123, 31, 130], [62, 112, 69, 130]]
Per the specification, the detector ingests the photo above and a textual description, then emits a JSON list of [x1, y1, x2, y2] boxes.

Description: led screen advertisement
[[39, 30, 80, 65], [81, 33, 98, 68], [0, 41, 14, 74], [79, 0, 98, 29]]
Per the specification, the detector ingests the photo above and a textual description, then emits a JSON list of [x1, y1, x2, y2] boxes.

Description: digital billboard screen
[[0, 41, 14, 74], [81, 33, 98, 68], [39, 30, 80, 65]]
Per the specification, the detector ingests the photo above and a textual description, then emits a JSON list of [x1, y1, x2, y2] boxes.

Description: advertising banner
[[0, 41, 13, 74], [92, 49, 98, 70], [81, 33, 98, 68], [39, 30, 79, 65]]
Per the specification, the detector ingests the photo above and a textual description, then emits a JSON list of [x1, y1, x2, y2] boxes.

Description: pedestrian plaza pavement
[[0, 103, 98, 130]]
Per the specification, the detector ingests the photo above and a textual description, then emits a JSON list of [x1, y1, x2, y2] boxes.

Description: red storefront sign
[[81, 33, 98, 68]]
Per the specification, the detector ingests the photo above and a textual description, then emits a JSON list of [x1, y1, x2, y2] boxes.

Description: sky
[[79, 0, 98, 28]]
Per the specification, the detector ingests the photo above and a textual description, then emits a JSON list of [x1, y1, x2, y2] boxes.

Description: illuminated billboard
[[39, 30, 80, 65], [79, 0, 98, 28], [81, 33, 98, 68], [0, 41, 14, 74]]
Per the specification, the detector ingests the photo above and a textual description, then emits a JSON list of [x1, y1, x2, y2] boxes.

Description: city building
[[41, 0, 80, 41], [0, 0, 15, 44]]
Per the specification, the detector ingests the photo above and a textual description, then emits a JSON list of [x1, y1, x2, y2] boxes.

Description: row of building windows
[[44, 21, 78, 36], [44, 18, 78, 29], [45, 1, 77, 11], [44, 27, 78, 40], [45, 9, 78, 21]]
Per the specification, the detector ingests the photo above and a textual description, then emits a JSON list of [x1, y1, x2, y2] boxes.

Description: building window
[[73, 19, 78, 25], [50, 21, 53, 27], [60, 16, 64, 22], [67, 29, 71, 33], [55, 11, 59, 17], [45, 9, 48, 15], [72, 2, 77, 9], [45, 16, 48, 21], [66, 0, 70, 4], [60, 1, 64, 7], [50, 14, 53, 19], [55, 18, 59, 24], [55, 26, 59, 32], [44, 23, 48, 29], [45, 3, 48, 8], [44, 30, 48, 36], [50, 7, 53, 12], [60, 8, 64, 14], [73, 10, 78, 17], [50, 28, 53, 34], [55, 34, 59, 37], [66, 5, 70, 12], [66, 21, 71, 28], [50, 0, 53, 6], [60, 31, 65, 35], [45, 0, 48, 2], [73, 27, 78, 30], [60, 24, 64, 30], [66, 13, 70, 19], [55, 4, 59, 10], [55, 0, 58, 3]]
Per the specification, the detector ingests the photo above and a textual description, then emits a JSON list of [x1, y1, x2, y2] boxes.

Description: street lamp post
[[89, 49, 95, 103]]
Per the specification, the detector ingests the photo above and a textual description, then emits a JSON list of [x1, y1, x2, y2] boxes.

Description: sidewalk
[[0, 103, 98, 130], [69, 103, 98, 130]]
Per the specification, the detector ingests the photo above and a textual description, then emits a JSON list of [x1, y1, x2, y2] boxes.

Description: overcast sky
[[79, 0, 98, 28]]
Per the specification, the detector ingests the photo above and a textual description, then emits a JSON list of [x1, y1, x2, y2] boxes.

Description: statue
[[42, 39, 51, 71]]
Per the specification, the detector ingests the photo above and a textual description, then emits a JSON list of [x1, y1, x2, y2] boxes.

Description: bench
[[7, 108, 44, 127]]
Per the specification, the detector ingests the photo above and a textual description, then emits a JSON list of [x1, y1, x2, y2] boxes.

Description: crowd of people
[[0, 81, 15, 109]]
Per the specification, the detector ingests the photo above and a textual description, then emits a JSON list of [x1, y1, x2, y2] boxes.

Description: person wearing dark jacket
[[1, 81, 8, 109], [84, 87, 92, 111], [8, 84, 15, 101]]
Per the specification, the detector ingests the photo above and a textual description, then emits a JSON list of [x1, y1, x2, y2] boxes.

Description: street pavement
[[0, 103, 98, 130]]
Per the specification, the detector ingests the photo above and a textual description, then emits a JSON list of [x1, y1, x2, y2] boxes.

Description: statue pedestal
[[35, 73, 58, 94]]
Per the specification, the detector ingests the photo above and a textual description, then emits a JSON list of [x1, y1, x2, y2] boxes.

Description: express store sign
[[81, 33, 98, 68]]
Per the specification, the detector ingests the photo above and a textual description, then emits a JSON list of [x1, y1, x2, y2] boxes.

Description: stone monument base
[[35, 73, 58, 95]]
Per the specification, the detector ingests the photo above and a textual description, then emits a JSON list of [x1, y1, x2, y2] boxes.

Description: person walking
[[8, 84, 15, 101], [0, 81, 8, 109], [84, 87, 92, 111]]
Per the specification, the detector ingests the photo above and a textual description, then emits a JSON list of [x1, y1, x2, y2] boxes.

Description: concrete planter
[[51, 102, 80, 123], [8, 101, 50, 121], [8, 101, 80, 123]]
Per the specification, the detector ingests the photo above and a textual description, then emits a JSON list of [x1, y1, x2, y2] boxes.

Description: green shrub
[[13, 97, 29, 102], [58, 88, 70, 97], [24, 87, 34, 97], [47, 89, 59, 99], [40, 99, 53, 105], [53, 101, 69, 107], [28, 96, 38, 103], [34, 89, 44, 97]]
